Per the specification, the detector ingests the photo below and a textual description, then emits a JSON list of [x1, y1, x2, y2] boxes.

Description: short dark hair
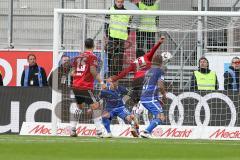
[[61, 55, 70, 59], [198, 56, 209, 68], [136, 49, 145, 58], [27, 54, 36, 60], [84, 38, 94, 49]]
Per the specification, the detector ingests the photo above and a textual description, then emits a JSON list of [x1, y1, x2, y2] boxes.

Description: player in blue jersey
[[100, 81, 139, 138], [140, 52, 167, 138]]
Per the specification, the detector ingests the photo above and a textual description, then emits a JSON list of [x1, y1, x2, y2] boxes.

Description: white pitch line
[[0, 138, 101, 143], [148, 140, 240, 146], [0, 137, 239, 145], [0, 137, 141, 144]]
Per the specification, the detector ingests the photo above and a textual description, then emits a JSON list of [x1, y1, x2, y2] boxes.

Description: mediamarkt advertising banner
[[20, 122, 240, 140], [0, 87, 240, 140]]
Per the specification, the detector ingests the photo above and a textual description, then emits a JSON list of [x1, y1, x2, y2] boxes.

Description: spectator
[[224, 57, 240, 91], [135, 0, 160, 53], [0, 71, 3, 86], [48, 55, 72, 89], [48, 55, 72, 123], [191, 57, 218, 90], [105, 0, 131, 76], [21, 54, 48, 87]]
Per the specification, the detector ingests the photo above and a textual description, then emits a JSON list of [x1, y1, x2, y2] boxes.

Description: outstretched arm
[[109, 62, 136, 82]]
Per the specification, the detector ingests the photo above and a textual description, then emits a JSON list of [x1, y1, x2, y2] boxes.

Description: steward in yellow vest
[[105, 0, 131, 76], [138, 1, 159, 32], [136, 0, 159, 54], [191, 57, 218, 90]]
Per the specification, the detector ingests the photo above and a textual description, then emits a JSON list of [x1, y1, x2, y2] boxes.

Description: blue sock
[[102, 117, 111, 133], [146, 118, 161, 133]]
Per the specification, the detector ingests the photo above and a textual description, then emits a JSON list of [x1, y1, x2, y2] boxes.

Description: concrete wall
[[0, 0, 238, 50]]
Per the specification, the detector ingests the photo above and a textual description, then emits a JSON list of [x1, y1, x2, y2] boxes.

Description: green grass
[[0, 135, 239, 160]]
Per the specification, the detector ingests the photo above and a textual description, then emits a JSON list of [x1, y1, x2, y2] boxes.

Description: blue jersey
[[140, 66, 164, 102], [100, 86, 128, 109]]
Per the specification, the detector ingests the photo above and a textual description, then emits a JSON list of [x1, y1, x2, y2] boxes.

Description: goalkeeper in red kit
[[70, 38, 106, 137], [108, 36, 165, 107]]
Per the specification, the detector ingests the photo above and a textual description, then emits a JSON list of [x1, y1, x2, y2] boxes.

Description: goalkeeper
[[100, 81, 139, 138], [107, 36, 165, 108]]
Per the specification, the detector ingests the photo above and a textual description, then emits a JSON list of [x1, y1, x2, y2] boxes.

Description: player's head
[[85, 38, 95, 50], [151, 52, 163, 66], [115, 0, 124, 8], [109, 81, 118, 90], [198, 57, 209, 69], [136, 49, 145, 58], [27, 54, 37, 66], [61, 55, 70, 67], [231, 57, 240, 69]]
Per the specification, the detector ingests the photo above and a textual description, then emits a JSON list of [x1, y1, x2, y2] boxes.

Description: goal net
[[51, 9, 240, 136]]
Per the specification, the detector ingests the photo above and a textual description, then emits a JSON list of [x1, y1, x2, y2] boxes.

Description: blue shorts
[[106, 106, 131, 120], [141, 100, 163, 117]]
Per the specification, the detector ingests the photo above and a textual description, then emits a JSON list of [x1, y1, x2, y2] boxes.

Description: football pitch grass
[[0, 135, 239, 160]]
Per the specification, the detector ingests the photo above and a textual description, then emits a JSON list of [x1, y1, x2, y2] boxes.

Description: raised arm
[[145, 36, 165, 61]]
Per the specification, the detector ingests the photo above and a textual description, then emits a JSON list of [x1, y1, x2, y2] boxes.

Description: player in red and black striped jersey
[[108, 36, 165, 105], [72, 51, 98, 90], [70, 38, 106, 137]]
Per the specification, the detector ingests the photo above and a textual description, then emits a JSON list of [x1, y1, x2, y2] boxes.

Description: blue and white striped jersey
[[140, 66, 164, 102]]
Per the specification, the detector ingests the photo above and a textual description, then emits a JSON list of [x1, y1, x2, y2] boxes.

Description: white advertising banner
[[20, 122, 240, 140], [205, 52, 240, 90]]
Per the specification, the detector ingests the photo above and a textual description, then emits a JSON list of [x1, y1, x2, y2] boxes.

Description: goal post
[[51, 9, 240, 138]]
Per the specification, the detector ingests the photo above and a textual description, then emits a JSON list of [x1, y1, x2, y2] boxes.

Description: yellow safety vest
[[139, 2, 159, 32], [109, 7, 130, 40], [194, 71, 216, 90]]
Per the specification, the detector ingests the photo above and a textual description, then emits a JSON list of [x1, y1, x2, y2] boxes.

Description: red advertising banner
[[20, 122, 240, 140], [0, 50, 52, 86]]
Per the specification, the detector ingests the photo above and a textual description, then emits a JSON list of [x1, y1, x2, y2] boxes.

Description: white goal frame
[[52, 9, 240, 136]]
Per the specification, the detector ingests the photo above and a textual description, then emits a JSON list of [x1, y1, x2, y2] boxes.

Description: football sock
[[70, 107, 82, 130], [102, 117, 111, 133], [146, 118, 161, 133], [92, 109, 104, 134]]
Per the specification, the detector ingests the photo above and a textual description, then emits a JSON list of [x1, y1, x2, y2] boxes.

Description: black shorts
[[129, 77, 145, 104], [72, 89, 95, 105]]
